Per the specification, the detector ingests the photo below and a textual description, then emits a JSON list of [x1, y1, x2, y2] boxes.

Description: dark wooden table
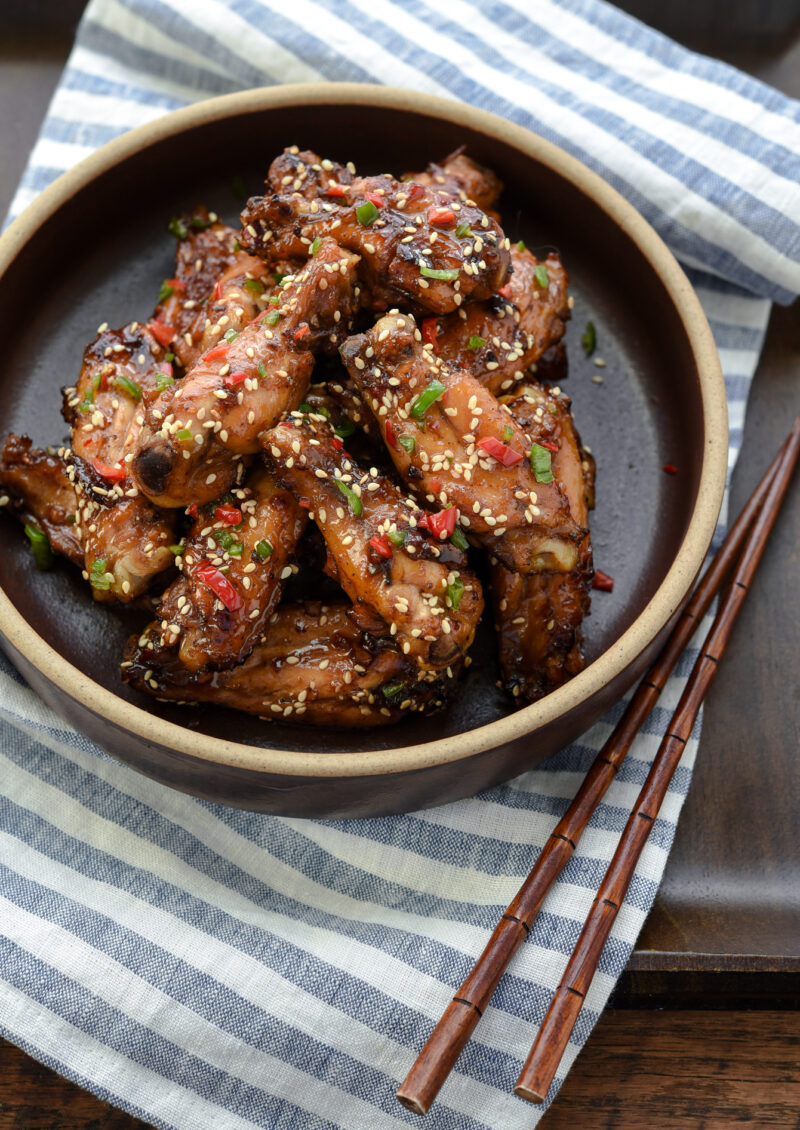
[[0, 4, 798, 1127]]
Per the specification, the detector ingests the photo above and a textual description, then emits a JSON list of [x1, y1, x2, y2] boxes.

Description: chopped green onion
[[156, 372, 175, 392], [467, 335, 486, 351], [382, 682, 404, 699], [309, 236, 322, 256], [213, 529, 238, 552], [420, 264, 460, 281], [233, 239, 241, 252], [398, 435, 416, 453], [190, 214, 213, 230], [515, 240, 527, 251], [254, 539, 273, 561], [455, 222, 473, 239], [410, 379, 446, 418], [24, 525, 53, 570], [450, 525, 469, 552], [356, 200, 379, 226], [177, 428, 193, 442], [89, 558, 111, 590], [582, 320, 597, 356], [534, 264, 549, 288], [157, 280, 174, 303], [268, 295, 280, 305], [165, 352, 175, 363], [446, 576, 464, 610], [244, 278, 264, 295], [333, 418, 355, 439], [258, 363, 269, 380], [530, 442, 554, 483], [265, 311, 280, 326], [387, 528, 407, 548], [298, 402, 312, 413], [114, 375, 142, 402], [233, 175, 246, 199], [169, 542, 185, 556], [273, 271, 286, 285], [168, 217, 188, 241], [223, 329, 239, 342], [334, 479, 362, 517], [503, 424, 513, 443], [315, 404, 331, 419], [79, 373, 102, 413]]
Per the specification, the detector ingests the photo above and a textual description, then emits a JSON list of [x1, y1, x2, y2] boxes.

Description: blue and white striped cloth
[[2, 3, 799, 1128]]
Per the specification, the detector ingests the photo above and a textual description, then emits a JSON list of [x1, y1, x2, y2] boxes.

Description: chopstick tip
[[514, 1082, 547, 1104], [396, 1090, 429, 1117]]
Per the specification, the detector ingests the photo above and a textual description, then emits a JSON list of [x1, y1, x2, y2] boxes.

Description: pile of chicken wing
[[0, 146, 595, 728]]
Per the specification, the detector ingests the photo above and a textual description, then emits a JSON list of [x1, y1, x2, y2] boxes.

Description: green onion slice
[[582, 320, 597, 356], [258, 363, 269, 380], [24, 525, 53, 570], [157, 280, 174, 303], [168, 217, 188, 241], [114, 375, 142, 402], [244, 278, 264, 294], [334, 479, 363, 517], [410, 379, 446, 418], [530, 442, 554, 483], [450, 525, 469, 552], [503, 424, 513, 443], [223, 329, 239, 343], [156, 372, 175, 392], [447, 576, 464, 610], [356, 200, 379, 226], [420, 264, 460, 281], [176, 428, 193, 442], [455, 222, 473, 239], [265, 311, 280, 326], [467, 335, 486, 351], [382, 682, 404, 699], [89, 557, 111, 590], [398, 435, 416, 453], [515, 240, 527, 251], [533, 264, 549, 288], [387, 528, 407, 548], [254, 539, 273, 561], [333, 418, 355, 439], [309, 236, 322, 256]]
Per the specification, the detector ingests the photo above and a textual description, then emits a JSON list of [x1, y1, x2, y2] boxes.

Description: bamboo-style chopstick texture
[[396, 420, 798, 1118], [514, 412, 800, 1105]]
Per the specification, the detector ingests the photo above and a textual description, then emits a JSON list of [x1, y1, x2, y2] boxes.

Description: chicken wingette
[[0, 435, 82, 566]]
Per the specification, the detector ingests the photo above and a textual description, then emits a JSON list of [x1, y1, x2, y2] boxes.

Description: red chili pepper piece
[[215, 504, 242, 525], [539, 439, 559, 454], [186, 503, 199, 519], [298, 498, 311, 510], [365, 192, 385, 209], [407, 184, 425, 201], [223, 370, 249, 389], [213, 280, 224, 302], [369, 534, 393, 559], [293, 324, 310, 341], [477, 436, 524, 467], [330, 437, 344, 450], [194, 559, 243, 611], [91, 457, 126, 482], [324, 184, 347, 197], [385, 420, 399, 450], [421, 317, 439, 351], [420, 506, 458, 539], [662, 463, 678, 475], [158, 361, 173, 379], [592, 569, 614, 592], [428, 206, 456, 226], [497, 283, 513, 299], [429, 479, 443, 495], [203, 342, 230, 362], [147, 319, 175, 347], [165, 278, 186, 292]]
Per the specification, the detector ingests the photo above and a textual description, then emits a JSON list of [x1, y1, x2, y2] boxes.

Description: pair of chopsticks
[[397, 412, 800, 1116]]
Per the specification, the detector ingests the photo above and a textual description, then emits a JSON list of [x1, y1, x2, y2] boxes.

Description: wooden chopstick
[[514, 411, 800, 1104], [396, 418, 799, 1117]]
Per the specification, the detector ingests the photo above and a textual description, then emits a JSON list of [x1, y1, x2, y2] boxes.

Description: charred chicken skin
[[0, 435, 82, 566], [125, 467, 306, 675], [131, 237, 361, 509], [263, 415, 483, 671], [62, 322, 176, 601], [433, 247, 571, 396], [341, 312, 583, 574], [124, 602, 456, 726], [241, 153, 510, 315], [492, 382, 595, 702]]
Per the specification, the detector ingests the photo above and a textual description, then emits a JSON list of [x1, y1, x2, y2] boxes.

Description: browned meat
[[62, 322, 177, 601], [123, 602, 457, 726], [241, 158, 510, 315], [341, 312, 583, 574], [0, 435, 82, 566], [152, 207, 242, 365], [131, 238, 361, 509], [492, 383, 594, 702], [263, 415, 483, 672], [124, 467, 306, 674], [405, 149, 503, 217], [432, 248, 571, 396], [266, 147, 355, 198], [304, 376, 384, 448]]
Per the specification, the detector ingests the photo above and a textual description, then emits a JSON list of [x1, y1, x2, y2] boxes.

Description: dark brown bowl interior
[[0, 90, 721, 813]]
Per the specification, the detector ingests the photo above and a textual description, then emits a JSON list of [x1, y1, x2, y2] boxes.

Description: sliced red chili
[[91, 457, 126, 482], [428, 206, 456, 226], [158, 361, 173, 380], [419, 506, 458, 539], [429, 479, 443, 495], [215, 504, 241, 525], [330, 436, 344, 451], [324, 183, 347, 197], [407, 184, 425, 201], [365, 192, 385, 209], [186, 503, 199, 519], [195, 559, 243, 611], [369, 534, 393, 559], [203, 342, 230, 362], [293, 324, 311, 341], [497, 283, 513, 299], [165, 278, 186, 292], [421, 317, 439, 351], [213, 280, 224, 302], [662, 463, 678, 475], [539, 439, 559, 454], [385, 420, 399, 450], [147, 319, 175, 347], [223, 370, 249, 389], [298, 498, 312, 510], [477, 436, 524, 467], [592, 569, 614, 592]]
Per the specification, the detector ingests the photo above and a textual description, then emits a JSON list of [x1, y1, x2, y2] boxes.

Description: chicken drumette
[[0, 435, 82, 566]]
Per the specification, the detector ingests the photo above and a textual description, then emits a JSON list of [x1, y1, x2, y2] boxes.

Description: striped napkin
[[2, 3, 799, 1128]]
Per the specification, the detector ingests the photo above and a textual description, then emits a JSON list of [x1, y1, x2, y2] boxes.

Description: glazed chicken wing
[[263, 415, 483, 671], [492, 383, 595, 702], [124, 602, 457, 726], [341, 312, 583, 574], [433, 247, 571, 396], [405, 149, 503, 217], [125, 467, 306, 675], [131, 238, 361, 509], [0, 435, 82, 566], [241, 156, 510, 315], [62, 322, 177, 601]]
